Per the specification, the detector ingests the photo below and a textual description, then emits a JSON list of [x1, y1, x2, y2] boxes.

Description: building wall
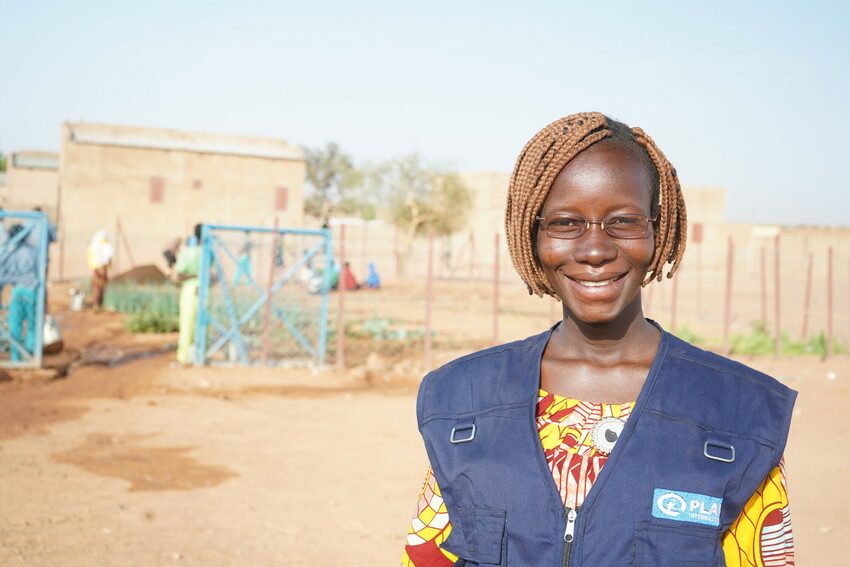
[[59, 122, 305, 280], [325, 175, 735, 285], [4, 151, 60, 218]]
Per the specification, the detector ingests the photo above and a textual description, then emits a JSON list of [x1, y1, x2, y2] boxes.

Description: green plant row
[[730, 321, 847, 356], [674, 321, 846, 356], [125, 312, 180, 333], [103, 283, 180, 317]]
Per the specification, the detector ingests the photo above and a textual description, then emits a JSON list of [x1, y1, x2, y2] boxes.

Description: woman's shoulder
[[439, 332, 548, 372], [663, 332, 792, 397], [416, 328, 553, 421]]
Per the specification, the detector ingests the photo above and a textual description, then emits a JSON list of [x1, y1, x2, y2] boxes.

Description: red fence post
[[58, 213, 65, 281], [671, 272, 679, 332], [336, 224, 346, 369], [260, 217, 279, 364], [696, 242, 702, 321], [827, 246, 834, 358], [723, 236, 735, 355], [802, 254, 813, 341], [424, 229, 434, 372], [469, 231, 475, 280], [774, 234, 781, 355], [114, 217, 121, 274], [692, 223, 703, 321], [493, 233, 500, 345], [116, 217, 136, 268], [760, 247, 767, 325]]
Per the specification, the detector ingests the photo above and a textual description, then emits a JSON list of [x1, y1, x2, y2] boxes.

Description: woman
[[87, 230, 113, 311], [403, 113, 796, 566]]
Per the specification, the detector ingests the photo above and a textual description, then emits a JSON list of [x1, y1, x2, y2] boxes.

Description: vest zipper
[[562, 506, 578, 567]]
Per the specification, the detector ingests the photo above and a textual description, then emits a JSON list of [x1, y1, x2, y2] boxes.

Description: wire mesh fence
[[327, 224, 850, 372], [194, 223, 333, 367]]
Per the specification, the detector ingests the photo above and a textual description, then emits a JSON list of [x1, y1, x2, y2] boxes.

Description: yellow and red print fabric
[[402, 390, 794, 566]]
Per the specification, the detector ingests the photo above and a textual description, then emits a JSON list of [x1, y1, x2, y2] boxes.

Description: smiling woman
[[403, 112, 796, 566]]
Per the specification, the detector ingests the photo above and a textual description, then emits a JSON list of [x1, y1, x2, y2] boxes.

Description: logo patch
[[652, 488, 722, 526]]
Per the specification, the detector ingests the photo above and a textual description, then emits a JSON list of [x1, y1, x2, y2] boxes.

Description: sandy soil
[[0, 282, 847, 565]]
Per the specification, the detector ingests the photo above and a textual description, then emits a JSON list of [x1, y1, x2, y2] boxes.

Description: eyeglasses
[[535, 213, 656, 239]]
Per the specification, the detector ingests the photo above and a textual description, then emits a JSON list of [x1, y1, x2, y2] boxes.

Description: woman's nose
[[572, 225, 618, 266]]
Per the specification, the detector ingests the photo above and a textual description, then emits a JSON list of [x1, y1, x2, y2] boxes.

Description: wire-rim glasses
[[536, 213, 656, 240]]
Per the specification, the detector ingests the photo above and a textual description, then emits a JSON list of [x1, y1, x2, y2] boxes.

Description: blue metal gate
[[0, 211, 49, 369], [194, 223, 333, 366]]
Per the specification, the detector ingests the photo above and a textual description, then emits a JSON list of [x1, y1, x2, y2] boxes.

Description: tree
[[303, 142, 357, 220], [0, 151, 6, 173], [369, 154, 472, 275]]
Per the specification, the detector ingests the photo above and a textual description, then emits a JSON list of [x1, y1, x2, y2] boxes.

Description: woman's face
[[536, 141, 655, 325]]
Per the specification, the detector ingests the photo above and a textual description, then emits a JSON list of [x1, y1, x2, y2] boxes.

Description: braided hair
[[505, 112, 687, 297]]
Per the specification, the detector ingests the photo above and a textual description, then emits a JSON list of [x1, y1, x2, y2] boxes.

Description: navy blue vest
[[417, 324, 797, 566]]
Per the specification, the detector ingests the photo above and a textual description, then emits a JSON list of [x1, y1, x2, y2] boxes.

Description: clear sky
[[1, 0, 848, 225]]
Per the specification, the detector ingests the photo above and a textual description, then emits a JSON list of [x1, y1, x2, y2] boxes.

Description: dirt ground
[[0, 281, 847, 566]]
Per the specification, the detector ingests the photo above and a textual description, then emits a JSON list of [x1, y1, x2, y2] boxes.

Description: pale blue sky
[[1, 1, 848, 225]]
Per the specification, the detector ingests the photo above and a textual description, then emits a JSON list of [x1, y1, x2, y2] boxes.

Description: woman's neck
[[554, 301, 659, 364]]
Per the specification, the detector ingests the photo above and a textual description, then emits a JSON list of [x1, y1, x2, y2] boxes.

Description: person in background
[[2, 224, 39, 362], [340, 261, 360, 291], [162, 237, 182, 275], [26, 207, 57, 307], [174, 224, 204, 364], [365, 261, 381, 290], [87, 230, 114, 311], [232, 231, 254, 286]]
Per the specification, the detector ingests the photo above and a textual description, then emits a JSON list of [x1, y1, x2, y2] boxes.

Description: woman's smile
[[565, 271, 628, 299], [536, 140, 656, 325]]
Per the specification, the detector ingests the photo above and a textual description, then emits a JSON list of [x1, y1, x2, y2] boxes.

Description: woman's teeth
[[577, 277, 617, 287]]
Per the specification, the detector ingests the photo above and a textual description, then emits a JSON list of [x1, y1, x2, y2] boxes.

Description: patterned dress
[[403, 389, 794, 566]]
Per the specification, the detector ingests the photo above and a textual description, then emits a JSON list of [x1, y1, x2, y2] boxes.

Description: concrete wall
[[3, 151, 60, 218], [59, 122, 305, 279]]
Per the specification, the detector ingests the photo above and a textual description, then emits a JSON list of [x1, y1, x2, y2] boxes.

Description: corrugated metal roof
[[67, 123, 304, 161]]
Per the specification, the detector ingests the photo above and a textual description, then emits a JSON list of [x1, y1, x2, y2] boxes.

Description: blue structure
[[194, 223, 333, 366], [0, 210, 49, 369]]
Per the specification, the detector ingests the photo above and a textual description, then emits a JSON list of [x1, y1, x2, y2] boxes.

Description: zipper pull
[[564, 508, 577, 542]]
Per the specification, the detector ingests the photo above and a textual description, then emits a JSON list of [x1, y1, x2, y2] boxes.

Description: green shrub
[[104, 283, 181, 334], [730, 321, 847, 356], [673, 326, 703, 345], [125, 312, 179, 333]]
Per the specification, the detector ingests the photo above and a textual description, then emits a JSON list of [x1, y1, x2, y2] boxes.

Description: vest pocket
[[632, 521, 721, 566], [441, 506, 507, 566]]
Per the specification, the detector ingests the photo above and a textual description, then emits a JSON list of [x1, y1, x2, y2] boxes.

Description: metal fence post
[[317, 228, 333, 365], [802, 254, 813, 341], [827, 246, 834, 358], [424, 229, 434, 372], [194, 224, 212, 365], [774, 234, 781, 355], [671, 271, 679, 332], [493, 233, 500, 345], [469, 231, 475, 280], [722, 236, 734, 355], [336, 224, 346, 369], [260, 218, 279, 364], [760, 247, 767, 325], [33, 213, 48, 368]]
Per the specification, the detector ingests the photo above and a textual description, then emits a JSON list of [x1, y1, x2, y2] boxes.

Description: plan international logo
[[651, 488, 722, 526]]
